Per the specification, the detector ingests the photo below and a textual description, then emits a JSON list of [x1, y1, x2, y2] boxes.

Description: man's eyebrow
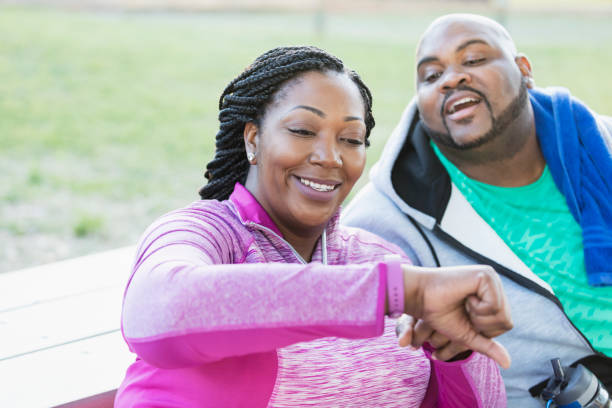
[[416, 56, 439, 70], [456, 39, 489, 53], [417, 39, 490, 70], [290, 105, 325, 117]]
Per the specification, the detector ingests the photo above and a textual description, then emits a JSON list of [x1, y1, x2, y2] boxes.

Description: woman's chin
[[288, 205, 337, 232]]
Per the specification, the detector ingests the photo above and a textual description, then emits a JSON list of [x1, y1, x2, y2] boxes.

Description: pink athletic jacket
[[115, 183, 506, 407]]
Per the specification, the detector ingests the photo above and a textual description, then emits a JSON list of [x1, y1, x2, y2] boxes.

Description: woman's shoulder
[[333, 224, 410, 262], [158, 199, 239, 228], [137, 199, 246, 248]]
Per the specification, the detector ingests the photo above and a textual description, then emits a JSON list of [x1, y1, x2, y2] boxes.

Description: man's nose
[[310, 137, 342, 168], [439, 68, 470, 92]]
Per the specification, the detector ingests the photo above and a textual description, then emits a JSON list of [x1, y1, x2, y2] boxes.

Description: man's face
[[415, 19, 528, 150]]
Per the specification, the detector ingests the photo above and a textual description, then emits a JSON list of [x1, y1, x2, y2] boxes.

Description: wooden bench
[[0, 246, 137, 407]]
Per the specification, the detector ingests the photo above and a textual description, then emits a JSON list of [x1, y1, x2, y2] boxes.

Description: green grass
[[73, 214, 105, 237], [1, 5, 612, 271]]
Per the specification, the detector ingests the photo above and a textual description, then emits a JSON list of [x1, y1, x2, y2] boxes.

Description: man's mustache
[[440, 85, 491, 118]]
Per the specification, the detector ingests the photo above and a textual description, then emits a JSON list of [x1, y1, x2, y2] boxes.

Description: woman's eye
[[465, 57, 486, 66], [340, 137, 364, 146], [288, 128, 315, 136]]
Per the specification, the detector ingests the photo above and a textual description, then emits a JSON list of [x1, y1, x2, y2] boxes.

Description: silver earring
[[247, 152, 255, 162]]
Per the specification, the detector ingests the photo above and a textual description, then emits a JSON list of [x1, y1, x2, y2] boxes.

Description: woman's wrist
[[400, 265, 426, 318]]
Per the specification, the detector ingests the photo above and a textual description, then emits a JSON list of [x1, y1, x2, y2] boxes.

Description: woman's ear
[[244, 122, 259, 164], [515, 54, 535, 89]]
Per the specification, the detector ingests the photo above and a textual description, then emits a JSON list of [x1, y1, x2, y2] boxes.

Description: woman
[[116, 46, 511, 407]]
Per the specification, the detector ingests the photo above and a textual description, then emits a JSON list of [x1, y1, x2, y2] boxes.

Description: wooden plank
[[0, 247, 136, 406], [0, 246, 136, 312], [0, 331, 134, 408], [53, 390, 117, 408], [0, 286, 123, 361]]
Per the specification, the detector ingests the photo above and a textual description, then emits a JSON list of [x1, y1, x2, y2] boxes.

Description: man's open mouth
[[446, 96, 482, 115]]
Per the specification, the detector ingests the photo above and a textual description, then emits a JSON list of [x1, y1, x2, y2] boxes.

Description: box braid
[[198, 46, 375, 201]]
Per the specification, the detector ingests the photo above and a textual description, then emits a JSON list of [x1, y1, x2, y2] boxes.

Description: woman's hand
[[396, 315, 473, 362], [400, 264, 513, 368]]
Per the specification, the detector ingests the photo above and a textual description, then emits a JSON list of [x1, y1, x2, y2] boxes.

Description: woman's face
[[244, 70, 367, 237]]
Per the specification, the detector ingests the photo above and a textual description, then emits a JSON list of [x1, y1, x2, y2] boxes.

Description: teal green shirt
[[432, 142, 612, 355]]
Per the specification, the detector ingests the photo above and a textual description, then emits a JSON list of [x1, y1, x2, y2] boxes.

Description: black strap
[[405, 213, 440, 267]]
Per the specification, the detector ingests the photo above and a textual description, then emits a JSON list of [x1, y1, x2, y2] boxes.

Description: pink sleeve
[[420, 344, 507, 408], [121, 210, 390, 369]]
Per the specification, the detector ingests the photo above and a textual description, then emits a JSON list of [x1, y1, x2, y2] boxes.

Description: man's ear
[[244, 122, 259, 164], [515, 54, 535, 89]]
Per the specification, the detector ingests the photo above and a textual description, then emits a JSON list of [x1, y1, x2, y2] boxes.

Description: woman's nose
[[310, 137, 342, 168]]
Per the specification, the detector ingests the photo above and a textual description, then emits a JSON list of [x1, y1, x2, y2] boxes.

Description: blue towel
[[530, 87, 612, 286]]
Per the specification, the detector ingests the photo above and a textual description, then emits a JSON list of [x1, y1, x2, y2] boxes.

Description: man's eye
[[425, 72, 441, 83], [288, 128, 315, 136], [465, 58, 486, 66]]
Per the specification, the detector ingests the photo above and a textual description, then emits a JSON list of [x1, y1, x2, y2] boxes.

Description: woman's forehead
[[269, 71, 363, 114]]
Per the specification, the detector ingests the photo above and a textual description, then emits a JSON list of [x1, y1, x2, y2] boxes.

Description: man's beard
[[422, 79, 529, 151]]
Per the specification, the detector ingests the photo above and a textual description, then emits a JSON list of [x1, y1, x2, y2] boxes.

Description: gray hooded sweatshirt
[[342, 97, 612, 407]]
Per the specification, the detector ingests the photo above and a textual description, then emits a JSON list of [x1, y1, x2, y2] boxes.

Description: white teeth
[[300, 177, 335, 192], [448, 97, 480, 114]]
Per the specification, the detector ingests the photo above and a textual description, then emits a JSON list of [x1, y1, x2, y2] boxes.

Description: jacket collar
[[229, 183, 283, 236], [228, 183, 340, 264]]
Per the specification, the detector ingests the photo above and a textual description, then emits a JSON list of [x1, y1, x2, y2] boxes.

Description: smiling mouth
[[299, 177, 337, 192], [446, 97, 481, 115]]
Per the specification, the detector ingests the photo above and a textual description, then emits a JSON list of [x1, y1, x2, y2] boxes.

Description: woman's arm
[[420, 345, 507, 408], [121, 207, 390, 368], [122, 205, 512, 374]]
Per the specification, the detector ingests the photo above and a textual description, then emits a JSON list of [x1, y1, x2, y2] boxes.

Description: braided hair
[[198, 46, 375, 201]]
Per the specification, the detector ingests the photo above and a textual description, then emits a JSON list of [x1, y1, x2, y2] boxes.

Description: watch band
[[385, 256, 404, 318]]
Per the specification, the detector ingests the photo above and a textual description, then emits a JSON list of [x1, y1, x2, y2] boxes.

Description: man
[[343, 13, 612, 406]]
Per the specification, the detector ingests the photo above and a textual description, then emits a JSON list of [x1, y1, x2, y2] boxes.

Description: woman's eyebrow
[[290, 105, 325, 117], [344, 116, 364, 122], [289, 106, 363, 123]]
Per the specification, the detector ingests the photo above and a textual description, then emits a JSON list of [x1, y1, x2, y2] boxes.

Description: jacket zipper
[[245, 222, 328, 266], [433, 224, 596, 353]]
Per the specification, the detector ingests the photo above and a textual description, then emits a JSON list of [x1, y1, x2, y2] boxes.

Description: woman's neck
[[276, 224, 325, 262]]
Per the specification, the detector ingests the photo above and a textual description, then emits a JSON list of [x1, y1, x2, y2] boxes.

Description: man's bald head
[[417, 14, 517, 59]]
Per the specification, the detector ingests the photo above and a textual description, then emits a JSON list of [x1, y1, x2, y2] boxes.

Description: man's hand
[[400, 264, 513, 368]]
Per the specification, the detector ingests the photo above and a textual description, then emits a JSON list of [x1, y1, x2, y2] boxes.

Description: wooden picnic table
[[0, 246, 136, 407]]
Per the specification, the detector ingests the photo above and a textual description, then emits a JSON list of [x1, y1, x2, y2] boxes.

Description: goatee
[[422, 79, 529, 151]]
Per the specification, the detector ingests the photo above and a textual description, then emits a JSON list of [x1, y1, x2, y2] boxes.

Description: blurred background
[[2, 0, 612, 272]]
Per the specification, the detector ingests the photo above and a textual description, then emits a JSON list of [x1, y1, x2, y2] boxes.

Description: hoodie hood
[[369, 98, 450, 230]]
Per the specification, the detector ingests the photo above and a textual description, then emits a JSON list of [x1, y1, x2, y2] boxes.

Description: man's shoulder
[[596, 114, 612, 134], [342, 183, 401, 232], [342, 183, 433, 263]]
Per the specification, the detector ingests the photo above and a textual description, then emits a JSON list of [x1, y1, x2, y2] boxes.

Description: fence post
[[493, 0, 509, 27], [314, 0, 325, 36]]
